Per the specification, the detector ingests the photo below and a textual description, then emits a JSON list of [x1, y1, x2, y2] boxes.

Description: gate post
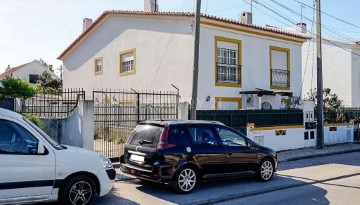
[[137, 93, 140, 124]]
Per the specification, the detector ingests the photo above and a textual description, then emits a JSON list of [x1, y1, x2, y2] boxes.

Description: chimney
[[296, 23, 307, 34], [144, 0, 159, 12], [83, 18, 93, 32], [6, 65, 10, 71], [240, 12, 252, 24]]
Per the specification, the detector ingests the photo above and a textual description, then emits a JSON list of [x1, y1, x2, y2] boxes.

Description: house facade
[[0, 60, 59, 83], [302, 39, 360, 107], [58, 11, 308, 110]]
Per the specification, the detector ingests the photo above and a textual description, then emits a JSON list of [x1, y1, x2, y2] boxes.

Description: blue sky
[[0, 0, 359, 74]]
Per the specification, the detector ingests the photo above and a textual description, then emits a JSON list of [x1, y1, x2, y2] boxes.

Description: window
[[215, 36, 241, 87], [188, 127, 218, 146], [168, 127, 191, 146], [270, 46, 290, 90], [29, 74, 39, 84], [304, 132, 309, 140], [215, 97, 242, 110], [0, 120, 39, 154], [216, 127, 247, 147], [120, 49, 136, 76], [94, 57, 103, 75]]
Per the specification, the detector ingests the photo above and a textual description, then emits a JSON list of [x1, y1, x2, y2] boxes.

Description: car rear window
[[128, 124, 163, 148]]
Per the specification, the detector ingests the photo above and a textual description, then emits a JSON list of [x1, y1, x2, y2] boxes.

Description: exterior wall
[[247, 126, 315, 151], [11, 61, 57, 83], [62, 15, 194, 101], [247, 124, 354, 151], [324, 124, 354, 145], [40, 100, 94, 150], [302, 39, 353, 106], [351, 46, 360, 106], [198, 25, 303, 110]]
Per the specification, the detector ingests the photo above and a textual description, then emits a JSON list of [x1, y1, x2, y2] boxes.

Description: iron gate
[[93, 89, 179, 160]]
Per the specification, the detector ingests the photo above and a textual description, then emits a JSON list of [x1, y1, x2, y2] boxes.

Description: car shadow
[[93, 184, 140, 205], [132, 174, 329, 205]]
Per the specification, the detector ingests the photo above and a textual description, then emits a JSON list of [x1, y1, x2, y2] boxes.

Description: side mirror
[[246, 141, 252, 148], [37, 141, 45, 154]]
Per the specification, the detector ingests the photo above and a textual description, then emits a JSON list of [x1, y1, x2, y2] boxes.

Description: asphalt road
[[94, 152, 360, 205]]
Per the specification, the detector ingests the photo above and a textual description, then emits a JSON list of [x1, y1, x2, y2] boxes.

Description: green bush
[[22, 113, 42, 128]]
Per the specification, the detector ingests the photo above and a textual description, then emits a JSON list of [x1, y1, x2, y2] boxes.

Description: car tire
[[59, 175, 97, 205], [172, 166, 197, 194], [256, 158, 274, 182]]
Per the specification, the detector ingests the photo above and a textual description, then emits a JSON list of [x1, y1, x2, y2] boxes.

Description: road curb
[[280, 148, 360, 162]]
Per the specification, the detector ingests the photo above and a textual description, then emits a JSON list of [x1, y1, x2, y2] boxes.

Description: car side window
[[188, 126, 218, 146], [216, 127, 247, 147], [0, 120, 39, 155], [168, 126, 191, 146]]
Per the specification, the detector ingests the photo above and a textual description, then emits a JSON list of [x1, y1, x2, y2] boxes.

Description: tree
[[305, 88, 344, 123], [37, 71, 62, 93], [0, 77, 36, 100]]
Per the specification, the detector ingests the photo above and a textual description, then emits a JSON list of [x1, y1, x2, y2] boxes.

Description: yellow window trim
[[214, 36, 242, 88], [94, 57, 103, 75], [215, 97, 242, 110], [202, 21, 306, 44], [269, 46, 290, 90], [119, 48, 136, 77]]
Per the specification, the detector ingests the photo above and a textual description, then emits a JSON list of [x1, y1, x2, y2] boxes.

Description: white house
[[58, 6, 309, 110], [0, 60, 59, 83], [302, 39, 360, 107]]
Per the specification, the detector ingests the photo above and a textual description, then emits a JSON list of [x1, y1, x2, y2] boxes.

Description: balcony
[[271, 69, 290, 88], [216, 64, 242, 85]]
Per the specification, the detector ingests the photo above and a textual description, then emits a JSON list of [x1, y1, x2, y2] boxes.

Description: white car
[[0, 108, 115, 205]]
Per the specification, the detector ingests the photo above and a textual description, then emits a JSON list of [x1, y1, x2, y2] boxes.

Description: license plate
[[130, 154, 145, 162]]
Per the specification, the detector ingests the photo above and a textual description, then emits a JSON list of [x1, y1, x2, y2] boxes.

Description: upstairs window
[[215, 36, 242, 87], [94, 57, 103, 75], [270, 46, 290, 89], [29, 74, 39, 84], [120, 49, 136, 76]]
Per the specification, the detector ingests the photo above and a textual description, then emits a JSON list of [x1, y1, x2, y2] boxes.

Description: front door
[[0, 118, 56, 203], [215, 126, 257, 173]]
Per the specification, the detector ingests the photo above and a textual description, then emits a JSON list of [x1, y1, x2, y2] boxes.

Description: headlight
[[100, 155, 113, 168]]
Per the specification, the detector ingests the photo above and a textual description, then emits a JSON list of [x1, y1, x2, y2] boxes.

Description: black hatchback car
[[120, 120, 277, 193]]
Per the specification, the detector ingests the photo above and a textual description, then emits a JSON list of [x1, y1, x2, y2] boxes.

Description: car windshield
[[22, 117, 64, 150]]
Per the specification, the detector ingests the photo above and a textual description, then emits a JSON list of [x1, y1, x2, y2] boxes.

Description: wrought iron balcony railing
[[216, 64, 242, 84], [271, 69, 290, 88]]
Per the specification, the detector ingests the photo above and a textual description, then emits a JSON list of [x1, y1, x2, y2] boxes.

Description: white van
[[0, 108, 115, 205]]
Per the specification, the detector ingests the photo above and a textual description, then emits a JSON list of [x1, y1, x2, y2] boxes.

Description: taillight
[[157, 126, 176, 150]]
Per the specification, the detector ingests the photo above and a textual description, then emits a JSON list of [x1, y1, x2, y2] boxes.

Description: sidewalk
[[277, 143, 360, 162]]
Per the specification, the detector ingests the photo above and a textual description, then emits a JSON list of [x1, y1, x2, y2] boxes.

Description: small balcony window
[[270, 46, 290, 89], [217, 48, 241, 84]]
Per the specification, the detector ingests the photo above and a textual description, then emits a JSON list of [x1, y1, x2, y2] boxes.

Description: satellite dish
[[261, 102, 272, 110]]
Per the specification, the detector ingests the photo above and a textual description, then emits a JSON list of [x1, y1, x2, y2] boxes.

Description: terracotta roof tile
[[0, 63, 30, 79], [58, 10, 310, 60]]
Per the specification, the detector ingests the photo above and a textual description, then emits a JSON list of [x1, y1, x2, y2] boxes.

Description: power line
[[294, 0, 360, 30], [267, 0, 358, 43], [208, 3, 247, 14], [252, 0, 360, 58]]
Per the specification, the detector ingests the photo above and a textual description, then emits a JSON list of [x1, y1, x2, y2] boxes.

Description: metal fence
[[93, 89, 179, 160], [21, 88, 85, 118], [197, 109, 303, 134]]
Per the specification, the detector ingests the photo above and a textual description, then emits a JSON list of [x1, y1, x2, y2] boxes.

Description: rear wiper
[[138, 139, 152, 145]]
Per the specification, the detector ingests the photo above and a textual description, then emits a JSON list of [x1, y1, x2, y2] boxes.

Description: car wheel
[[172, 166, 197, 194], [256, 158, 274, 182], [60, 175, 96, 205]]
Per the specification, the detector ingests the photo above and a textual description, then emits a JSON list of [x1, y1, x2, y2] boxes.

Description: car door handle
[[227, 152, 233, 156]]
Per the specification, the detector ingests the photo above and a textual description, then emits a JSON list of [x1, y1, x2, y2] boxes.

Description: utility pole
[[251, 0, 253, 14], [316, 0, 324, 148], [190, 0, 201, 120]]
